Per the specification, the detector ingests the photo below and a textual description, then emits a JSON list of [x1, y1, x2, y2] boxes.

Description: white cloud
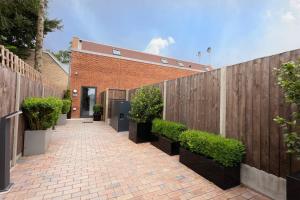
[[290, 0, 300, 10], [144, 36, 175, 55], [281, 11, 296, 23]]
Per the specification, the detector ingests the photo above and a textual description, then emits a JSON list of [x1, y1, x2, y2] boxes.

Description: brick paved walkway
[[1, 120, 270, 200]]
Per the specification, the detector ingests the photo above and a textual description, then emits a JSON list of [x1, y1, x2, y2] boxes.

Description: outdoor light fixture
[[72, 89, 78, 97], [74, 71, 78, 75], [72, 107, 77, 111]]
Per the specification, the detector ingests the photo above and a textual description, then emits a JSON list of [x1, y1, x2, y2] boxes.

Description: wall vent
[[112, 49, 121, 56]]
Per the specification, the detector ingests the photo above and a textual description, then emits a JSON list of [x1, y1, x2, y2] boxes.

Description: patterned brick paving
[[0, 120, 270, 200]]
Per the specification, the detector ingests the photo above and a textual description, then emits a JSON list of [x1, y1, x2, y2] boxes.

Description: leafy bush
[[93, 104, 103, 114], [63, 89, 71, 100], [61, 99, 71, 114], [179, 130, 245, 167], [129, 86, 163, 123], [152, 118, 187, 141], [50, 98, 63, 125], [22, 97, 63, 130]]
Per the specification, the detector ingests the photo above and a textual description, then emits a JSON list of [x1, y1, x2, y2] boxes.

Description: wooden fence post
[[163, 80, 167, 120], [105, 88, 109, 123], [126, 89, 129, 101], [219, 67, 227, 137], [12, 73, 21, 166]]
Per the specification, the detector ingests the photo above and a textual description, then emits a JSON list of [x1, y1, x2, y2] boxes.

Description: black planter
[[151, 133, 180, 155], [128, 120, 152, 143], [287, 171, 300, 200], [93, 113, 101, 121], [179, 147, 240, 190]]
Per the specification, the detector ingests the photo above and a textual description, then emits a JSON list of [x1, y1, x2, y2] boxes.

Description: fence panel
[[165, 70, 220, 133], [0, 46, 64, 161], [127, 49, 300, 178], [225, 49, 300, 177]]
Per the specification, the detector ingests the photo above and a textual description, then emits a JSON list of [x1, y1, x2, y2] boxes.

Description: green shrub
[[22, 97, 63, 130], [152, 118, 187, 141], [179, 130, 245, 167], [129, 86, 163, 123], [63, 89, 71, 100], [61, 99, 71, 114], [274, 61, 300, 159], [93, 104, 103, 114], [50, 98, 63, 125]]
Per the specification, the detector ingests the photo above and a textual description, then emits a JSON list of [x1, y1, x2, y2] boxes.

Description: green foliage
[[61, 99, 71, 114], [274, 61, 300, 159], [129, 86, 163, 123], [93, 104, 103, 114], [63, 89, 71, 100], [22, 97, 63, 130], [0, 0, 62, 58], [152, 118, 187, 141], [53, 50, 70, 64], [276, 62, 300, 105], [50, 98, 63, 125], [179, 130, 245, 167]]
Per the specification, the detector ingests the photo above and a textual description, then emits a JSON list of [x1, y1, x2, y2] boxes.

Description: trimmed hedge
[[22, 97, 63, 130], [179, 130, 245, 167], [61, 99, 71, 114], [152, 118, 187, 141]]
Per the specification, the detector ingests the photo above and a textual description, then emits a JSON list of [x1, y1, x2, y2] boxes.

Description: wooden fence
[[100, 89, 127, 121], [0, 45, 64, 165], [126, 49, 300, 178]]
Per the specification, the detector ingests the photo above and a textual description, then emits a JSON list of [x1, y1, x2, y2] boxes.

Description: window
[[161, 58, 168, 64], [178, 62, 184, 67], [112, 49, 121, 56]]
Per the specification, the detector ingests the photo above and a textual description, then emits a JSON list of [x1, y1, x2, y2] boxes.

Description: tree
[[53, 50, 70, 64], [35, 0, 45, 70], [0, 0, 62, 59]]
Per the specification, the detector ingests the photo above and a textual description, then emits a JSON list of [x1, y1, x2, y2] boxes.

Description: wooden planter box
[[179, 147, 240, 190], [57, 114, 67, 125], [128, 120, 152, 143], [24, 129, 51, 156], [287, 171, 300, 200], [151, 133, 180, 155]]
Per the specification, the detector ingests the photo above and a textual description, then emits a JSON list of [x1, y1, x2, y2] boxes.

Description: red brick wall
[[70, 51, 199, 118]]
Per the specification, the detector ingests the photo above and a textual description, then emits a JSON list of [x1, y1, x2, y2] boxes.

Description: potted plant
[[128, 86, 163, 143], [274, 61, 300, 200], [93, 104, 103, 121], [179, 130, 245, 189], [22, 97, 62, 156], [57, 99, 71, 125], [151, 118, 187, 155]]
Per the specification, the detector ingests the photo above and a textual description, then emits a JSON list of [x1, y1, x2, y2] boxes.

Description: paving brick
[[0, 120, 271, 200]]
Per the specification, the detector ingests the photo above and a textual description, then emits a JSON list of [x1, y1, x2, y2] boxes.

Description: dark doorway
[[80, 87, 96, 118]]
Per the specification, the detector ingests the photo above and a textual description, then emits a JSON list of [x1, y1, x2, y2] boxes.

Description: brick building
[[25, 50, 69, 90], [70, 37, 211, 118]]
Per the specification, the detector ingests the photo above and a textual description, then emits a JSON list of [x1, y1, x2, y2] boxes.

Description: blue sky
[[44, 0, 300, 67]]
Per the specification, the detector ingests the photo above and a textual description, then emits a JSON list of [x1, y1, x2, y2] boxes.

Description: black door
[[80, 87, 96, 117]]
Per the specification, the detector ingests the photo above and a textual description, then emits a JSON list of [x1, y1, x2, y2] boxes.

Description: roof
[[72, 38, 212, 72], [43, 51, 70, 74]]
